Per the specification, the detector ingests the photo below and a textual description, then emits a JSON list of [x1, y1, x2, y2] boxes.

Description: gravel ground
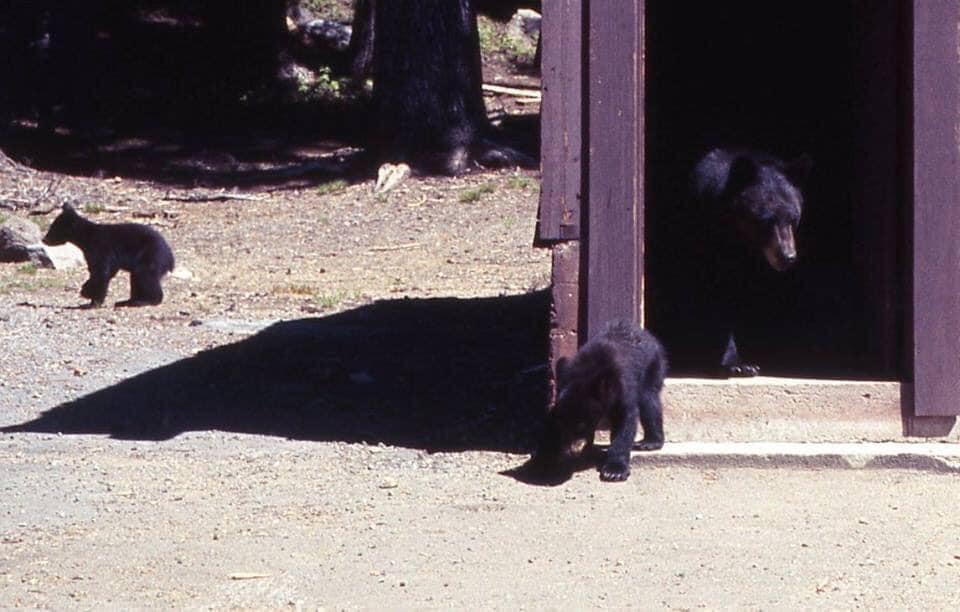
[[2, 166, 960, 610]]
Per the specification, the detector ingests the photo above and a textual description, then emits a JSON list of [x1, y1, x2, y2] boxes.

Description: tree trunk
[[372, 0, 512, 175], [349, 0, 376, 80]]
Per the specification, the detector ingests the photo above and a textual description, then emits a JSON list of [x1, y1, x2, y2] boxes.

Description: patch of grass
[[506, 176, 536, 191], [0, 265, 58, 294], [83, 203, 106, 214], [274, 283, 318, 296], [272, 284, 365, 311], [312, 289, 364, 311], [16, 263, 39, 276], [459, 183, 497, 204], [317, 179, 349, 197]]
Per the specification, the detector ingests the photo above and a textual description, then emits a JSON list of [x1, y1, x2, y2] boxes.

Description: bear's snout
[[764, 224, 797, 271]]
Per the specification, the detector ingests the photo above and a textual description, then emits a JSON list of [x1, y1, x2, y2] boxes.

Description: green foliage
[[271, 283, 364, 312], [313, 289, 364, 311], [0, 264, 57, 294], [84, 203, 106, 214], [317, 179, 349, 196], [293, 66, 354, 103], [458, 183, 497, 204], [506, 175, 535, 190], [16, 263, 39, 276], [477, 17, 537, 64]]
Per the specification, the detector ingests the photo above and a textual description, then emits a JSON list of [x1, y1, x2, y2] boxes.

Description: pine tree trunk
[[371, 0, 491, 175]]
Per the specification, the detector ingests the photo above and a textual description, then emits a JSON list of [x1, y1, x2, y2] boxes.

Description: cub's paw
[[635, 438, 664, 451], [599, 460, 630, 482], [727, 363, 760, 377], [114, 299, 154, 308]]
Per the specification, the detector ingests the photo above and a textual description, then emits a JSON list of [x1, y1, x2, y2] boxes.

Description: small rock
[[302, 19, 352, 52], [0, 216, 42, 263], [511, 9, 542, 37], [374, 163, 411, 195], [169, 266, 193, 280]]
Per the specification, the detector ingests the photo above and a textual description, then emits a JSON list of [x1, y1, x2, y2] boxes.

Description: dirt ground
[[2, 7, 959, 604], [3, 160, 960, 610]]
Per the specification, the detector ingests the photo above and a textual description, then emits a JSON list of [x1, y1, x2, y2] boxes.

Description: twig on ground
[[162, 191, 264, 203], [368, 242, 420, 252], [482, 83, 542, 99]]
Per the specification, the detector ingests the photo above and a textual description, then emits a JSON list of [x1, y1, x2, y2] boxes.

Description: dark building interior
[[644, 0, 905, 379]]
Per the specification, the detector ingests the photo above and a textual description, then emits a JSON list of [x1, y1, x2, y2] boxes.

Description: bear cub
[[690, 148, 811, 376], [532, 319, 667, 482], [43, 203, 175, 307]]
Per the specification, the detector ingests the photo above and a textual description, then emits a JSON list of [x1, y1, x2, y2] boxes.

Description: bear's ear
[[784, 154, 813, 187], [726, 155, 758, 194], [62, 202, 77, 214]]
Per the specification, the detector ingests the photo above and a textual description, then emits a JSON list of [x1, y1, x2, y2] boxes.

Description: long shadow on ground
[[3, 291, 551, 453]]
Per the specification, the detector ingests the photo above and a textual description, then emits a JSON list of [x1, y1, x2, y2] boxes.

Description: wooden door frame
[[539, 0, 960, 428]]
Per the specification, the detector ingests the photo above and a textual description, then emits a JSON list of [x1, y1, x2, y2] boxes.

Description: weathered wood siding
[[538, 0, 583, 242], [583, 0, 644, 338], [911, 0, 960, 416]]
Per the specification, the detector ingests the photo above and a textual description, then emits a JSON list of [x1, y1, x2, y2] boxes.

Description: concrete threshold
[[658, 376, 960, 443], [630, 442, 960, 473]]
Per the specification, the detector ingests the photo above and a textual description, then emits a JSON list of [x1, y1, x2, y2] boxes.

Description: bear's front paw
[[727, 363, 760, 377], [599, 460, 630, 482], [635, 438, 664, 451]]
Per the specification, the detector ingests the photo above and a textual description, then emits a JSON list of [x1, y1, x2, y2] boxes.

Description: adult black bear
[[532, 320, 667, 483], [43, 203, 175, 307], [687, 148, 811, 376]]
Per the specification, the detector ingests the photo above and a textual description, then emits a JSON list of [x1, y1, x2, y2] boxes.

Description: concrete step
[[630, 441, 960, 473], [656, 377, 958, 443]]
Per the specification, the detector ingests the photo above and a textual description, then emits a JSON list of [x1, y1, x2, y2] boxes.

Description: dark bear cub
[[532, 320, 667, 482], [43, 203, 175, 307], [690, 148, 811, 376]]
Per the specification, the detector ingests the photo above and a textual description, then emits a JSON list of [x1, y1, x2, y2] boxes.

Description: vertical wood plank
[[537, 0, 582, 242], [911, 0, 960, 416], [584, 0, 643, 338]]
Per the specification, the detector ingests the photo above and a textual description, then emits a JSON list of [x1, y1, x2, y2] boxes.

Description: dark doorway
[[644, 0, 904, 379]]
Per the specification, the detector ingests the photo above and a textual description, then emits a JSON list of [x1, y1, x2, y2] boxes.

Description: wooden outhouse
[[537, 1, 959, 438]]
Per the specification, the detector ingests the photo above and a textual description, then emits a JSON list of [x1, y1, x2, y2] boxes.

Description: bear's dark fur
[[687, 148, 811, 376], [43, 203, 175, 307], [532, 319, 667, 482]]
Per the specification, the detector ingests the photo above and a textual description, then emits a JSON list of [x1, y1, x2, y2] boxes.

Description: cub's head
[[534, 351, 619, 467], [42, 203, 82, 246], [726, 154, 811, 272]]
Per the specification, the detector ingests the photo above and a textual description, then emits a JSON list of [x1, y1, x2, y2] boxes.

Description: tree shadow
[[2, 291, 551, 453]]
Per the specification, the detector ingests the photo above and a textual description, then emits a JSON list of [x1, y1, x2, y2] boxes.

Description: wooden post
[[909, 0, 960, 420], [537, 0, 583, 242], [583, 0, 644, 339]]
